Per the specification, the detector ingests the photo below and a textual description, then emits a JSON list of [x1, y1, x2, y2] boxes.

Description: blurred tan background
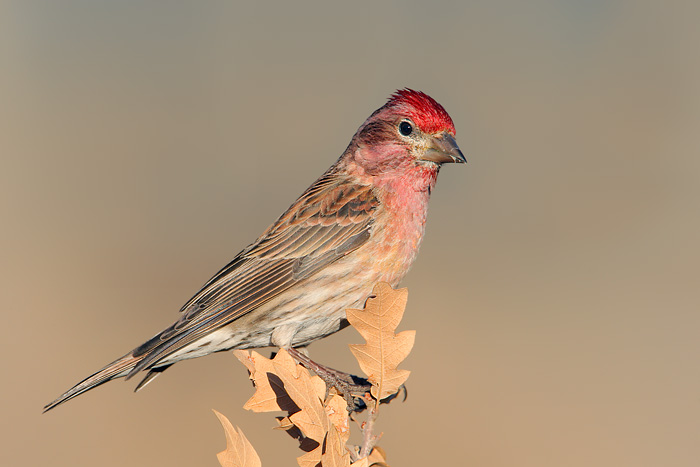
[[2, 1, 699, 466]]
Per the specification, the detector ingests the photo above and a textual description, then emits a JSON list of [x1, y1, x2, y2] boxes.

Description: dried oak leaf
[[213, 410, 262, 467], [321, 425, 351, 467], [274, 416, 295, 431], [353, 445, 389, 467], [367, 446, 388, 466], [347, 283, 415, 400], [236, 349, 350, 467], [272, 349, 328, 442], [234, 349, 299, 413], [325, 394, 350, 444], [297, 447, 322, 467]]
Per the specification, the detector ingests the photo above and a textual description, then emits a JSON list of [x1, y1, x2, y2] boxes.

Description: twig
[[359, 399, 380, 458]]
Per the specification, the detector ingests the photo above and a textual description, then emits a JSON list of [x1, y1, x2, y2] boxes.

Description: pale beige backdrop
[[2, 1, 699, 466]]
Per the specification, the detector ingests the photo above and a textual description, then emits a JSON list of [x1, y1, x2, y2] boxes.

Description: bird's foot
[[287, 347, 372, 412]]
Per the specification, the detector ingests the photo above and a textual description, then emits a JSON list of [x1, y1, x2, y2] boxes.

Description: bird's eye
[[399, 121, 413, 136]]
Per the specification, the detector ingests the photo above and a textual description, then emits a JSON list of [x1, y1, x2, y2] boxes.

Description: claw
[[286, 347, 407, 413]]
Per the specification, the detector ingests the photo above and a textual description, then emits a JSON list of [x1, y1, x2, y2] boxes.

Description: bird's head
[[345, 89, 465, 181]]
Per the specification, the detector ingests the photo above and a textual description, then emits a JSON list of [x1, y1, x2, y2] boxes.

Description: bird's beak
[[420, 133, 466, 165]]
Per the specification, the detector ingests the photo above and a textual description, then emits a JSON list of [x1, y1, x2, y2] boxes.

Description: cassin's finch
[[44, 89, 465, 412]]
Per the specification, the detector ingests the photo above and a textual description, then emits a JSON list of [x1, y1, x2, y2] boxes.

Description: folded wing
[[127, 172, 379, 377]]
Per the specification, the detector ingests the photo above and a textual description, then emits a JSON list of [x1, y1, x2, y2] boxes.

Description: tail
[[43, 352, 142, 413]]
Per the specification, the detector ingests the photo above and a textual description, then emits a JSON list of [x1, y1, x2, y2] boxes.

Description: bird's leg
[[287, 347, 371, 411]]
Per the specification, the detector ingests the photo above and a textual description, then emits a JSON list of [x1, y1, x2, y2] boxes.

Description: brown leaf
[[349, 459, 369, 467], [273, 349, 329, 442], [233, 349, 256, 374], [321, 425, 351, 467], [324, 394, 350, 443], [213, 410, 262, 467], [297, 446, 322, 467], [235, 349, 299, 413], [368, 446, 387, 463], [274, 416, 295, 431], [347, 283, 415, 400], [367, 446, 388, 466]]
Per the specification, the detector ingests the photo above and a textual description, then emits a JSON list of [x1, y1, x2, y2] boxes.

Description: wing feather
[[128, 172, 379, 377]]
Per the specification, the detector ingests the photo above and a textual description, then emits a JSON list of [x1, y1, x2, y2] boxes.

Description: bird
[[43, 88, 465, 413]]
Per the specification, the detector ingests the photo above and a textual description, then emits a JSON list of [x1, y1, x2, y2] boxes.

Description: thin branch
[[359, 399, 380, 458]]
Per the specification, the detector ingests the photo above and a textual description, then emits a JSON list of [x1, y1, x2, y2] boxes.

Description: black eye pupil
[[399, 121, 413, 136]]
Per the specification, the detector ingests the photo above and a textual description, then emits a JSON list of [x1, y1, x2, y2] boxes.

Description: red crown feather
[[387, 89, 455, 135]]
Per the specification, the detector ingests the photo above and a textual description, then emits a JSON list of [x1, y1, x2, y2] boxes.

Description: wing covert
[[128, 172, 379, 376]]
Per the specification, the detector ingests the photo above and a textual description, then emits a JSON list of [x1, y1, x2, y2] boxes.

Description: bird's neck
[[373, 163, 438, 285], [336, 157, 438, 285], [373, 163, 439, 211], [341, 155, 439, 211]]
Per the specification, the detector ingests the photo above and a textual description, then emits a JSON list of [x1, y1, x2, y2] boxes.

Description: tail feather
[[43, 353, 142, 413], [133, 364, 173, 393]]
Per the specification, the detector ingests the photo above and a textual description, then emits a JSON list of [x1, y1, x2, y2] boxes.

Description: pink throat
[[375, 164, 438, 209], [374, 163, 437, 284]]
